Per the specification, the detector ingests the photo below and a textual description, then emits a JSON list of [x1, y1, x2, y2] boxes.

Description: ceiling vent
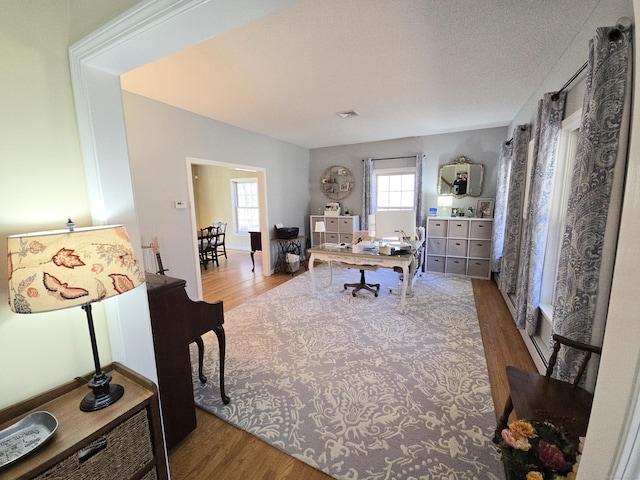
[[336, 109, 360, 119]]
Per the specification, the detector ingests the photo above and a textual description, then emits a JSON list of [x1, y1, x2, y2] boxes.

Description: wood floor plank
[[168, 251, 531, 479]]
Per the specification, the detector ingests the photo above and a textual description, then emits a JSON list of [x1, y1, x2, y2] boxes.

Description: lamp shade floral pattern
[[8, 225, 144, 313]]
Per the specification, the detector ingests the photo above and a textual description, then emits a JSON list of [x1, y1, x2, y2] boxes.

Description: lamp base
[[80, 372, 124, 412]]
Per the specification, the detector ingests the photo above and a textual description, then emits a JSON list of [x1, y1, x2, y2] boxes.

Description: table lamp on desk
[[315, 221, 326, 245]]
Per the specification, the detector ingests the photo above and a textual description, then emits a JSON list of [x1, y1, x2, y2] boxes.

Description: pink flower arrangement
[[497, 419, 581, 479]]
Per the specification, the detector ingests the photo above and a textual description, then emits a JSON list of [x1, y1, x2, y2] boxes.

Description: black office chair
[[343, 265, 380, 297]]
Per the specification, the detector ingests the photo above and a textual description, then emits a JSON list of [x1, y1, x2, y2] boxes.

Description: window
[[232, 178, 259, 234], [374, 168, 415, 211], [539, 109, 582, 322]]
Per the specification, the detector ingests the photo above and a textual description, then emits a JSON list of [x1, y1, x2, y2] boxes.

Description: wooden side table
[[0, 363, 167, 480]]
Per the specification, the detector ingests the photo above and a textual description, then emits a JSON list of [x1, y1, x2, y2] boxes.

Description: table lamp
[[315, 221, 326, 245], [7, 223, 145, 411], [437, 196, 453, 217]]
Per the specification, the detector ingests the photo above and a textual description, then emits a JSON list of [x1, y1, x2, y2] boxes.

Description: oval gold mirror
[[438, 156, 484, 197]]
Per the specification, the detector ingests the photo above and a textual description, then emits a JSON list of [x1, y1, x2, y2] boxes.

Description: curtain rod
[[503, 18, 631, 147], [505, 59, 588, 145], [363, 155, 416, 161], [549, 19, 630, 101], [550, 61, 588, 101]]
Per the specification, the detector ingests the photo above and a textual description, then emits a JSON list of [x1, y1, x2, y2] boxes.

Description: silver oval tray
[[0, 411, 58, 469]]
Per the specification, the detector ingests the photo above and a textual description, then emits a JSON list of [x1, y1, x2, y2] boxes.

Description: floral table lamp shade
[[7, 225, 144, 314]]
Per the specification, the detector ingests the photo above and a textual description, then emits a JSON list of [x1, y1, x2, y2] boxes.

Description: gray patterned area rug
[[191, 266, 504, 480]]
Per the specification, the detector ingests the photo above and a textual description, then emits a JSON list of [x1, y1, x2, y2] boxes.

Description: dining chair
[[198, 226, 218, 269], [493, 333, 602, 445], [212, 221, 227, 259]]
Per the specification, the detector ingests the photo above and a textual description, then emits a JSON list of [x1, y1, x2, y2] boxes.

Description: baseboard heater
[[493, 273, 548, 374]]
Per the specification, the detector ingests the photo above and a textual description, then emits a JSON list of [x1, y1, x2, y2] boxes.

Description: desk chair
[[493, 333, 602, 445], [343, 264, 380, 297], [343, 231, 380, 297]]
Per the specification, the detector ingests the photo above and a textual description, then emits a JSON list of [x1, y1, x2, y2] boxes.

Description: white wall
[[0, 0, 140, 409], [309, 127, 507, 219], [123, 92, 310, 299]]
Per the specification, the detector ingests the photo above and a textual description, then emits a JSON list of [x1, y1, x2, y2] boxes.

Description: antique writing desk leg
[[214, 325, 230, 404], [251, 250, 256, 272], [195, 336, 207, 383]]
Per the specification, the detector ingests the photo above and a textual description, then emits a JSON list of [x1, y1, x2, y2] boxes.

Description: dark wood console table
[[145, 273, 229, 450]]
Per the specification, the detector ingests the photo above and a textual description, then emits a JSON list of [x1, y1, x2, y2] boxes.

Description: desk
[[272, 235, 307, 274], [308, 240, 423, 313]]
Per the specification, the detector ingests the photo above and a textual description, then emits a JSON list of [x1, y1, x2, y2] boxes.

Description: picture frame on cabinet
[[476, 198, 494, 218]]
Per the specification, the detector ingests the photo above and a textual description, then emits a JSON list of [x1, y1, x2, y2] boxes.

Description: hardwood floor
[[168, 250, 535, 479]]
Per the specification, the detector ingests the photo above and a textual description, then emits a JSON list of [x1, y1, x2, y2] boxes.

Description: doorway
[[186, 157, 270, 300]]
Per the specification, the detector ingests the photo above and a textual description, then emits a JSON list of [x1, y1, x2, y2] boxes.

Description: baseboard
[[495, 277, 547, 375]]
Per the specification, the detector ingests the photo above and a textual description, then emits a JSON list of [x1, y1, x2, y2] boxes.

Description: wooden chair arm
[[552, 334, 602, 355]]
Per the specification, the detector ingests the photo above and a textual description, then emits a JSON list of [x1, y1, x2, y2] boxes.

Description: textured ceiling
[[121, 0, 601, 149]]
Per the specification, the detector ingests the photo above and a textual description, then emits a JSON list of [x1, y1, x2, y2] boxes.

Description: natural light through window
[[539, 110, 582, 322], [232, 178, 259, 234], [375, 168, 415, 210]]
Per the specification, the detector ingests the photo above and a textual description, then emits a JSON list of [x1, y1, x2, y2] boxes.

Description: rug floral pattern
[[191, 267, 504, 479]]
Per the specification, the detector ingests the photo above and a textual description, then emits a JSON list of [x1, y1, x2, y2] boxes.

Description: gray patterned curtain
[[415, 154, 426, 230], [515, 92, 567, 334], [498, 124, 531, 293], [552, 26, 632, 380], [491, 142, 513, 273], [361, 158, 374, 230]]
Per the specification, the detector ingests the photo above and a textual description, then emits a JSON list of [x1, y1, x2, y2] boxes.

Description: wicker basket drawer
[[427, 219, 448, 237], [427, 238, 446, 255], [426, 255, 445, 273], [446, 239, 468, 257], [468, 240, 491, 258], [141, 467, 158, 480], [36, 409, 153, 480]]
